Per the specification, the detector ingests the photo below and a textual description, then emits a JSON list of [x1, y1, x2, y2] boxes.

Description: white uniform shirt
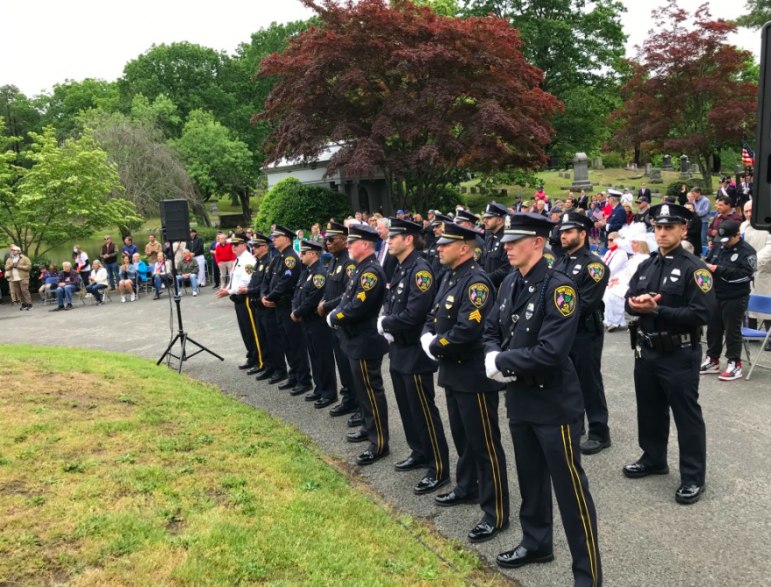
[[603, 247, 629, 280], [228, 250, 257, 295]]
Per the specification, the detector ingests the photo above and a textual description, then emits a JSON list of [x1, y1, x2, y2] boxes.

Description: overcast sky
[[0, 0, 762, 97]]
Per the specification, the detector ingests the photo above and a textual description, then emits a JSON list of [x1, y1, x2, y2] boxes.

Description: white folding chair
[[741, 294, 771, 380]]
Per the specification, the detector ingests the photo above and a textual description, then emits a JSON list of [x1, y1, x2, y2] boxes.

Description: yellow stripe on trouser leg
[[477, 394, 501, 528], [245, 298, 263, 370], [360, 360, 383, 454], [481, 394, 505, 528], [414, 374, 442, 480]]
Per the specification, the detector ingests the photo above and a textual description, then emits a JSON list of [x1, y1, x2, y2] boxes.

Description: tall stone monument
[[649, 168, 664, 184], [645, 163, 653, 176], [680, 154, 692, 179], [592, 156, 604, 170], [662, 154, 674, 171], [690, 163, 699, 175], [570, 152, 593, 192]]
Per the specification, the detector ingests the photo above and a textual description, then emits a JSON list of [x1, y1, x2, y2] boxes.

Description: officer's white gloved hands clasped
[[485, 351, 515, 383], [420, 332, 437, 361], [326, 313, 334, 328], [383, 332, 395, 344], [377, 316, 386, 335]]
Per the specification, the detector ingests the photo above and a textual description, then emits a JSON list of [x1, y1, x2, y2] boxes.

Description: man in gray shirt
[[691, 187, 711, 247]]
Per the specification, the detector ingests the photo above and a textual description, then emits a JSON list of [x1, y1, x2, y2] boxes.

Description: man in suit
[[603, 192, 627, 237], [637, 183, 652, 203], [375, 217, 398, 281], [718, 177, 737, 208]]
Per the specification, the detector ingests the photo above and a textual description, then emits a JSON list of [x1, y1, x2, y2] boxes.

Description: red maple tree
[[611, 1, 757, 192], [254, 0, 559, 211]]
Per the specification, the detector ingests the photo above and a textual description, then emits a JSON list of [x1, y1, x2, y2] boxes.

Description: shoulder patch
[[346, 264, 356, 278], [361, 272, 377, 291], [258, 264, 263, 272], [415, 270, 433, 293], [694, 268, 713, 293], [544, 252, 555, 267], [284, 257, 296, 269], [474, 247, 483, 262], [749, 255, 758, 271], [245, 264, 254, 275], [468, 282, 490, 308], [313, 274, 325, 289], [587, 263, 605, 283], [554, 285, 577, 317]]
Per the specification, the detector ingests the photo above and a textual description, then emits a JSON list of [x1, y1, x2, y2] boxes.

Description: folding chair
[[137, 270, 153, 297], [701, 246, 709, 258], [42, 277, 59, 305], [741, 294, 771, 380]]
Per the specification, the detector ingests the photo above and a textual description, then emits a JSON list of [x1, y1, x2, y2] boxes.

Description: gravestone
[[645, 163, 652, 177], [470, 187, 477, 194], [569, 152, 593, 191], [649, 168, 664, 184], [500, 189, 508, 197], [209, 202, 219, 213], [690, 164, 699, 174], [592, 156, 604, 170], [460, 186, 467, 194], [564, 173, 571, 181], [479, 186, 487, 195], [680, 154, 692, 179], [661, 154, 674, 171]]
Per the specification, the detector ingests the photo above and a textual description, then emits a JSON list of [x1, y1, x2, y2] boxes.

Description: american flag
[[742, 138, 755, 166]]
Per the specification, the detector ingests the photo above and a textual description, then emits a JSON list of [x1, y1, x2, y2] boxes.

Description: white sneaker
[[718, 361, 743, 381], [193, 291, 198, 297], [121, 296, 126, 303], [130, 293, 136, 302], [700, 358, 720, 375], [161, 284, 165, 289]]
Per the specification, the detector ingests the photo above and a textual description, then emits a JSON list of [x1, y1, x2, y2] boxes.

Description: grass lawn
[[0, 345, 507, 587]]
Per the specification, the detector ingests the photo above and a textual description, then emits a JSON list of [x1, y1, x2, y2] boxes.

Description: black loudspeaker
[[160, 199, 190, 242], [753, 22, 771, 230]]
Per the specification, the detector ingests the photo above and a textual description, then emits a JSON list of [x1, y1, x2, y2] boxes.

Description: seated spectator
[[131, 252, 148, 290], [623, 202, 635, 225], [176, 249, 199, 296], [38, 263, 59, 302], [53, 261, 80, 311], [118, 253, 137, 302], [122, 236, 138, 258], [5, 245, 33, 311], [86, 260, 109, 306], [151, 252, 172, 299], [73, 245, 91, 284], [213, 234, 235, 290], [144, 234, 162, 265], [293, 230, 305, 253]]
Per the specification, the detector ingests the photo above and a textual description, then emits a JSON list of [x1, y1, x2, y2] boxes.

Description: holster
[[340, 319, 377, 339], [393, 329, 420, 346], [229, 293, 246, 304], [629, 318, 640, 350]]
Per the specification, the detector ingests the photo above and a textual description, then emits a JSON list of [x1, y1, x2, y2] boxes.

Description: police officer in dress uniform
[[454, 209, 486, 266], [292, 240, 338, 408], [328, 224, 390, 466], [624, 203, 716, 505], [482, 203, 512, 287], [262, 225, 312, 395], [378, 218, 451, 495], [425, 214, 452, 280], [553, 212, 612, 455], [214, 233, 262, 370], [318, 221, 360, 422], [483, 213, 602, 587], [243, 232, 278, 379], [421, 222, 510, 544]]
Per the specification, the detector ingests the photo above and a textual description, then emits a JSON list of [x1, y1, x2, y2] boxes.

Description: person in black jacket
[[482, 202, 512, 287], [187, 228, 206, 286], [244, 232, 281, 380], [685, 203, 703, 255]]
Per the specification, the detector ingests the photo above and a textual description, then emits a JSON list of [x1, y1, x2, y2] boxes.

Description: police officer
[[425, 213, 452, 279], [243, 232, 280, 380], [379, 218, 450, 494], [701, 220, 756, 381], [624, 203, 716, 504], [318, 221, 360, 421], [214, 232, 262, 370], [329, 224, 390, 466], [454, 209, 486, 265], [553, 211, 612, 455], [547, 206, 567, 259], [262, 225, 312, 395], [292, 240, 338, 408], [483, 213, 602, 587], [482, 202, 511, 287], [421, 222, 509, 544]]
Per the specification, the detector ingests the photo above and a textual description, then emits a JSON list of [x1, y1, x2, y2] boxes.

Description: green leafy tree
[[128, 93, 182, 139], [255, 177, 351, 233], [736, 0, 771, 29], [38, 78, 119, 139], [410, 0, 460, 16], [0, 126, 139, 256], [0, 85, 42, 157]]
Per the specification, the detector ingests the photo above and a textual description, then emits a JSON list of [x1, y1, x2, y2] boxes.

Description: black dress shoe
[[304, 392, 321, 402], [497, 545, 554, 569], [622, 461, 670, 479], [581, 438, 611, 455], [255, 370, 274, 381], [51, 306, 66, 312], [346, 430, 368, 443], [330, 401, 358, 417], [675, 484, 705, 505], [314, 398, 334, 409], [268, 373, 288, 385], [289, 384, 312, 396], [347, 411, 364, 428], [66, 303, 73, 309], [246, 366, 264, 375], [238, 363, 254, 370], [394, 456, 427, 472], [414, 476, 450, 495], [468, 520, 509, 543], [356, 448, 389, 466], [434, 491, 478, 507], [278, 380, 297, 391]]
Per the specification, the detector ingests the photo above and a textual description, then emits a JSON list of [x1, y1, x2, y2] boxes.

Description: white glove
[[420, 332, 437, 361], [485, 352, 501, 379], [326, 313, 334, 328], [383, 332, 395, 344], [377, 316, 386, 335]]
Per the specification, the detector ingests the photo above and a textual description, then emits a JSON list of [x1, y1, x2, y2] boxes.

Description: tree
[[611, 2, 757, 191], [0, 126, 139, 256], [171, 110, 255, 220], [737, 0, 771, 29], [38, 78, 119, 139], [0, 85, 42, 158], [256, 0, 559, 212]]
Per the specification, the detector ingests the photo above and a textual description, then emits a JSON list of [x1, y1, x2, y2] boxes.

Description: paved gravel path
[[2, 290, 770, 587]]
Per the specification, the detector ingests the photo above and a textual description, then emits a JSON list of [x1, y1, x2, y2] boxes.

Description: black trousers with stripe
[[349, 357, 389, 455], [234, 301, 260, 368], [276, 306, 311, 387], [509, 418, 602, 587], [333, 332, 357, 406], [303, 317, 337, 400], [391, 370, 449, 481], [445, 387, 509, 529], [570, 329, 609, 442], [256, 302, 285, 376]]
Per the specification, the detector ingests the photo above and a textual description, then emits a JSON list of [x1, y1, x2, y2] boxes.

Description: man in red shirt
[[707, 196, 743, 247], [214, 233, 236, 289]]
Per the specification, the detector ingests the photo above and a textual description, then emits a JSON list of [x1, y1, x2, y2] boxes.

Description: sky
[[0, 0, 762, 97]]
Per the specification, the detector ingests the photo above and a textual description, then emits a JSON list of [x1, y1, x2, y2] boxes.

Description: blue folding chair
[[590, 244, 599, 252], [701, 246, 709, 258], [741, 294, 771, 380], [42, 277, 59, 305]]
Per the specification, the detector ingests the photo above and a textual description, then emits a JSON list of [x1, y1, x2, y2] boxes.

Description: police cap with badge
[[325, 221, 348, 237], [454, 209, 478, 225], [558, 211, 594, 233], [388, 217, 422, 237], [347, 223, 379, 243], [300, 240, 324, 253], [430, 213, 453, 227], [483, 202, 509, 218], [436, 222, 480, 244], [717, 220, 740, 243], [271, 225, 297, 239], [230, 231, 249, 245], [250, 231, 269, 247], [649, 203, 692, 224], [500, 213, 555, 242]]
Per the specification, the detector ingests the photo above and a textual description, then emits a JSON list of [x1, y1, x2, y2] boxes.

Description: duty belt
[[639, 329, 699, 353]]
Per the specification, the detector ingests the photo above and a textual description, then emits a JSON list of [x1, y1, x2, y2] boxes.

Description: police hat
[[607, 189, 622, 200], [501, 213, 555, 243], [454, 209, 478, 225], [230, 232, 249, 245], [558, 211, 594, 232], [325, 221, 347, 236], [482, 202, 509, 218], [387, 217, 422, 237], [271, 225, 296, 239], [550, 207, 563, 215], [436, 222, 479, 245], [431, 213, 453, 227], [347, 224, 379, 243], [649, 203, 692, 225], [718, 220, 740, 243], [250, 231, 269, 246], [300, 239, 324, 252]]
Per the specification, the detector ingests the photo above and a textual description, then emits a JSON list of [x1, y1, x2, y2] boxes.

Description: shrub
[[666, 180, 693, 198], [601, 152, 625, 168], [254, 178, 351, 233]]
